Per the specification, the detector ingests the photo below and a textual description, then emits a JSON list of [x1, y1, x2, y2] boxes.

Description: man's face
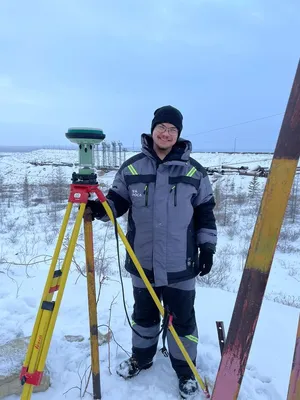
[[152, 123, 178, 150]]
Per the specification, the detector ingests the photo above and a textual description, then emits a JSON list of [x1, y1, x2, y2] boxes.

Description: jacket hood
[[140, 133, 192, 163]]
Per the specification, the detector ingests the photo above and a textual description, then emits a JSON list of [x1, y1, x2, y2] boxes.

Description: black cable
[[186, 112, 284, 137], [97, 324, 131, 356], [110, 206, 168, 341]]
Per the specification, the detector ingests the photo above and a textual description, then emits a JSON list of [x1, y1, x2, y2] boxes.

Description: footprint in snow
[[247, 366, 272, 384], [22, 296, 37, 308]]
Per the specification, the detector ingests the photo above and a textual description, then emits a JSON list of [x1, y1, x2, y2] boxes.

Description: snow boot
[[116, 356, 153, 379], [178, 376, 199, 399]]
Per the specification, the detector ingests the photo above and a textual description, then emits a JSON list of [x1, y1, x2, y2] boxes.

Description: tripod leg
[[21, 203, 85, 400], [21, 202, 73, 400], [84, 210, 101, 399], [37, 203, 86, 371]]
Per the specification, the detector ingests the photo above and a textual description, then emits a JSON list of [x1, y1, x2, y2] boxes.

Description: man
[[86, 105, 217, 399]]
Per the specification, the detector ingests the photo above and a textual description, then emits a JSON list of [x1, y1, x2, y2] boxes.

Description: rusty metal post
[[287, 316, 300, 400], [212, 60, 300, 399], [84, 209, 101, 399]]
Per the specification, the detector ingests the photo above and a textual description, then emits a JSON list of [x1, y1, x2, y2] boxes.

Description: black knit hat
[[151, 105, 183, 136]]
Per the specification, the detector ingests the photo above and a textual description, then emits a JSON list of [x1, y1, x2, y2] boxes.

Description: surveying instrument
[[19, 128, 211, 399]]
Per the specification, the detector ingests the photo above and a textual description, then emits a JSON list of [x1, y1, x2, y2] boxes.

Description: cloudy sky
[[0, 0, 299, 151]]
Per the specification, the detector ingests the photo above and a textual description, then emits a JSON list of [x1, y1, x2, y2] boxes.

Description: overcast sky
[[0, 0, 299, 151]]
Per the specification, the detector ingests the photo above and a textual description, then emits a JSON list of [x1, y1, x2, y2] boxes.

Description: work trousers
[[131, 275, 198, 378]]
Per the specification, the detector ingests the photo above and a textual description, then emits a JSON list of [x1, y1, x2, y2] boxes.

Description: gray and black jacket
[[103, 134, 217, 286]]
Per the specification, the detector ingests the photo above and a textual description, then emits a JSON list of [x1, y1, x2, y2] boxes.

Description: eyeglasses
[[155, 124, 178, 135]]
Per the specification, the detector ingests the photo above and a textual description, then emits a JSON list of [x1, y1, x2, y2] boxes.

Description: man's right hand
[[85, 199, 106, 220]]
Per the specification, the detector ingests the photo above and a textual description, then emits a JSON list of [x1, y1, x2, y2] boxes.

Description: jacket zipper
[[174, 185, 177, 206], [170, 185, 177, 206], [144, 185, 149, 206]]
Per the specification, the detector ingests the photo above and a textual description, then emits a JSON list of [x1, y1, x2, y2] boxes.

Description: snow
[[0, 272, 298, 399], [0, 149, 284, 186], [0, 149, 299, 400]]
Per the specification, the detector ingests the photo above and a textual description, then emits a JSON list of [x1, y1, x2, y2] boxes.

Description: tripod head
[[66, 127, 105, 184]]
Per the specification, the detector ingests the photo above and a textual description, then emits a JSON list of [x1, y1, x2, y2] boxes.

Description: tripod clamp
[[71, 171, 98, 185]]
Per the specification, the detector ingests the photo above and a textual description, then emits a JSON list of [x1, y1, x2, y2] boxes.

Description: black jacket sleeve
[[97, 167, 131, 221]]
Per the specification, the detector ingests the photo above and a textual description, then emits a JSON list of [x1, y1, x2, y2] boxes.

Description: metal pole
[[95, 144, 100, 169], [216, 321, 226, 355], [212, 59, 300, 399], [112, 141, 117, 167], [84, 209, 101, 399], [118, 141, 122, 167], [287, 316, 300, 400], [106, 143, 111, 167]]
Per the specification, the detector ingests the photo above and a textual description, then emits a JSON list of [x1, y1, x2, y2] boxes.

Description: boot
[[116, 356, 153, 379], [178, 376, 199, 399]]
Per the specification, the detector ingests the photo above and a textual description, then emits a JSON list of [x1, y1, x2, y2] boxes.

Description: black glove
[[85, 199, 106, 220], [199, 249, 214, 276]]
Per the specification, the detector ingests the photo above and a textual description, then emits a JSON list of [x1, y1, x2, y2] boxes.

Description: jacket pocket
[[169, 176, 200, 190], [125, 174, 156, 207], [186, 221, 198, 271], [169, 176, 198, 207]]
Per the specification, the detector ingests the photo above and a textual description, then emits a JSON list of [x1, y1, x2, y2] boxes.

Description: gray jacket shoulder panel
[[119, 153, 147, 173]]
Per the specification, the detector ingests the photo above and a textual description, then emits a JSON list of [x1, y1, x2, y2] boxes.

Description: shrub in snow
[[197, 246, 234, 290], [265, 291, 300, 309]]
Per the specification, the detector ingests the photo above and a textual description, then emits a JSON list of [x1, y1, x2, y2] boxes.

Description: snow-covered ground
[[1, 269, 298, 400], [0, 149, 299, 400], [0, 148, 278, 186]]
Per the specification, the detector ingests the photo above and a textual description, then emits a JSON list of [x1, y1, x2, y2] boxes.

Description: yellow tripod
[[20, 184, 102, 400], [19, 128, 210, 399]]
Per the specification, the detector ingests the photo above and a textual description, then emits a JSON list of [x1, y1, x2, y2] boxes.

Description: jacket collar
[[140, 133, 192, 164]]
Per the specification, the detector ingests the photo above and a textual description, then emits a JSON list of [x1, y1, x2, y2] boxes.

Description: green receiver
[[66, 127, 105, 183]]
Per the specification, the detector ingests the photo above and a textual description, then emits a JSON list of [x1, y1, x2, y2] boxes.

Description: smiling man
[[86, 105, 217, 398]]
